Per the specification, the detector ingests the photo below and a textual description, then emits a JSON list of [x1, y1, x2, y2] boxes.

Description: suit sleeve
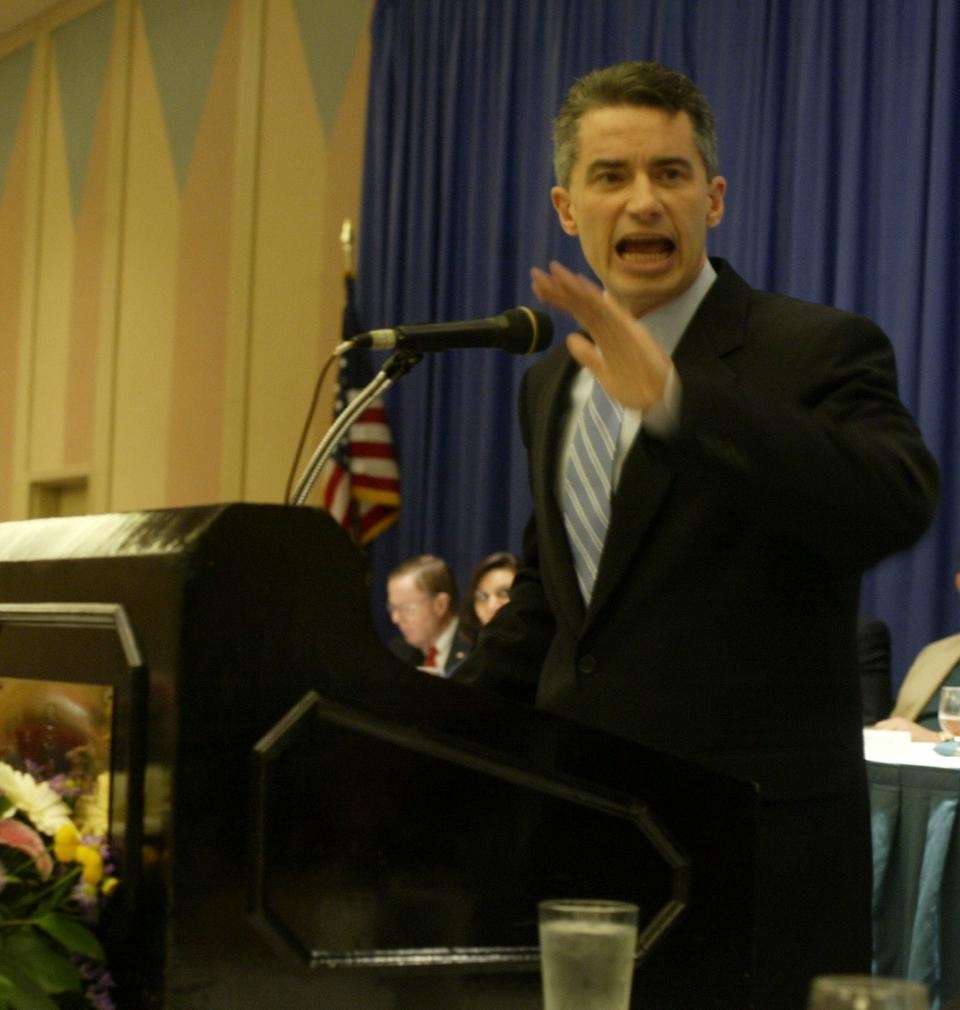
[[663, 311, 938, 571]]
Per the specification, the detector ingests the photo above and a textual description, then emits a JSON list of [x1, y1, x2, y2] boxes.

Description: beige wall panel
[[110, 6, 178, 510], [287, 17, 371, 508], [63, 48, 114, 468], [31, 60, 74, 475], [307, 13, 370, 459], [165, 0, 241, 506], [244, 0, 326, 504], [318, 15, 369, 341], [0, 0, 373, 518], [0, 83, 33, 520]]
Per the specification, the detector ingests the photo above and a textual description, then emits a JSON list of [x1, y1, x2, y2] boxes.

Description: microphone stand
[[288, 349, 423, 507]]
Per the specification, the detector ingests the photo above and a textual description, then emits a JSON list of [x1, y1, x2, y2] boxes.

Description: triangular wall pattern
[[52, 1, 115, 221], [0, 45, 34, 197], [292, 0, 371, 139], [140, 0, 230, 188]]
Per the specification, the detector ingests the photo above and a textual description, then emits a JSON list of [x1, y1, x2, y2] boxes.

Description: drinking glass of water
[[538, 898, 638, 1010], [938, 686, 960, 740], [808, 975, 929, 1009]]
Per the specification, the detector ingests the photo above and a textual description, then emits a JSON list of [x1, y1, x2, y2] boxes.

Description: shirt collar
[[639, 257, 717, 358], [432, 617, 459, 668]]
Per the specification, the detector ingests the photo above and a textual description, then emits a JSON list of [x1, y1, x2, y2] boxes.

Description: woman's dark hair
[[459, 551, 521, 646]]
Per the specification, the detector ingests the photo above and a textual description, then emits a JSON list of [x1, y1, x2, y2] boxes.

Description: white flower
[[0, 762, 71, 835]]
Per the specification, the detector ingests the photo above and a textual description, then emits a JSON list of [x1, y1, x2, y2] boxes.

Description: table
[[868, 743, 960, 1010]]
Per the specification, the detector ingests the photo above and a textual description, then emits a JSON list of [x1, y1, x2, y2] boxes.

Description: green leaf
[[0, 930, 80, 994], [31, 913, 103, 961], [9, 991, 60, 1010], [0, 957, 59, 1010]]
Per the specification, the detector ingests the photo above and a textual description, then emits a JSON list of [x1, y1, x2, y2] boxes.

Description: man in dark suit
[[456, 61, 938, 1008], [387, 554, 471, 675]]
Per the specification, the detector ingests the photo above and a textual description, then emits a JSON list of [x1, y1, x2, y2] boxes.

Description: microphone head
[[502, 307, 553, 354]]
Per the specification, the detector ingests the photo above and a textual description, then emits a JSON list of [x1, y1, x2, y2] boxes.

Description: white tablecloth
[[864, 729, 960, 769]]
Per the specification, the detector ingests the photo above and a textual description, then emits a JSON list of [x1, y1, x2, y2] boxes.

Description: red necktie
[[423, 645, 438, 668]]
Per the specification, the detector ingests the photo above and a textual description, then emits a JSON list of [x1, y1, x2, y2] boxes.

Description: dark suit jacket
[[387, 627, 471, 675], [457, 259, 938, 1007]]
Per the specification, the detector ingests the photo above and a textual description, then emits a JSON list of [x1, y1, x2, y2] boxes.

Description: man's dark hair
[[553, 61, 719, 187], [388, 554, 459, 611]]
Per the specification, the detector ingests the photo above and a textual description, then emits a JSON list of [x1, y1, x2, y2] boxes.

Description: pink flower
[[0, 818, 53, 878]]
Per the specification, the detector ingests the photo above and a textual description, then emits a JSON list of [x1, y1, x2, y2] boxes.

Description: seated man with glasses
[[386, 555, 471, 676]]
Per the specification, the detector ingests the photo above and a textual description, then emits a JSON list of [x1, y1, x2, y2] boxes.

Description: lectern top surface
[[0, 503, 314, 562]]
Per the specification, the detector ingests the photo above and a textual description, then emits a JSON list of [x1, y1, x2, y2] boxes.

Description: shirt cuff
[[642, 365, 681, 437]]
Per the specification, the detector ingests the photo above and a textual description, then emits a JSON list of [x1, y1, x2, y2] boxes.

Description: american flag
[[317, 273, 400, 544]]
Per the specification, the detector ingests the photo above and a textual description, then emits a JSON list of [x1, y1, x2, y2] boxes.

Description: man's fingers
[[566, 332, 602, 373], [531, 262, 605, 318], [531, 260, 670, 410]]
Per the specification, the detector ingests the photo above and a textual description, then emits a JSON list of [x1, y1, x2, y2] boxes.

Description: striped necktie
[[562, 379, 623, 602]]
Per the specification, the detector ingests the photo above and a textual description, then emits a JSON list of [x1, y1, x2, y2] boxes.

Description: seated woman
[[874, 566, 960, 741], [874, 635, 960, 741], [459, 551, 520, 648]]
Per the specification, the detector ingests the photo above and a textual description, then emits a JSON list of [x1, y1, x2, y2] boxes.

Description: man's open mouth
[[615, 235, 675, 262]]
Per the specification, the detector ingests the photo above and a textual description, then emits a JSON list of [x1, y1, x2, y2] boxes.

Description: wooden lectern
[[0, 504, 756, 1009]]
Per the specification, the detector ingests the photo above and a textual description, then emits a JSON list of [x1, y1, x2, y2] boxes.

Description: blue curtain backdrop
[[356, 0, 959, 687]]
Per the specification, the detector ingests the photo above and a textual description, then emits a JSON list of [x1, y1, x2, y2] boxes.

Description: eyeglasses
[[474, 588, 512, 604], [386, 597, 430, 616]]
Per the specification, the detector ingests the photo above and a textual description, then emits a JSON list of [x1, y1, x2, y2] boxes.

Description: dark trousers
[[751, 787, 873, 1010]]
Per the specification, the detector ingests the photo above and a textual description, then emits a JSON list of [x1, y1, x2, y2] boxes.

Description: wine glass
[[808, 975, 928, 1010], [938, 686, 960, 740]]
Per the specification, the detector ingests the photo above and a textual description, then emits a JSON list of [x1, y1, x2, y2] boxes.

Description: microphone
[[344, 307, 553, 356]]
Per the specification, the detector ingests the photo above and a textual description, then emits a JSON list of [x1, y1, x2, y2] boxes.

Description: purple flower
[[71, 880, 98, 915], [78, 961, 116, 1010]]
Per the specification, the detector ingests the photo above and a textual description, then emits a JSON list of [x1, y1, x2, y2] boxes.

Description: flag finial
[[340, 218, 354, 273]]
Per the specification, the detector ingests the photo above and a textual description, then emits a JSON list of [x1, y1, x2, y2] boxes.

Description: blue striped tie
[[562, 380, 623, 602]]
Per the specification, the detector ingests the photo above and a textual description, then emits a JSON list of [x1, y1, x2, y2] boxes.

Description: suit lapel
[[445, 628, 471, 673], [584, 260, 749, 625], [529, 350, 586, 629]]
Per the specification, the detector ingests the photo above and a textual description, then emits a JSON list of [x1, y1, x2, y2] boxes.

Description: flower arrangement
[[0, 757, 117, 1010]]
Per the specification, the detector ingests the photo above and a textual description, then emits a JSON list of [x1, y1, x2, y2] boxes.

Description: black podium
[[0, 504, 757, 1009]]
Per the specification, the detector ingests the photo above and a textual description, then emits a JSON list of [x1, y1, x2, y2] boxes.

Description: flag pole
[[289, 217, 412, 520]]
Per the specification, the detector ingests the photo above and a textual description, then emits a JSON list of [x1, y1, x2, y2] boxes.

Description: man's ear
[[954, 572, 960, 596], [551, 186, 579, 236], [706, 175, 726, 229], [432, 592, 451, 618]]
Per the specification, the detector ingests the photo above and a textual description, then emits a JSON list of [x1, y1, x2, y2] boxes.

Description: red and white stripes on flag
[[317, 273, 400, 544], [318, 383, 400, 544]]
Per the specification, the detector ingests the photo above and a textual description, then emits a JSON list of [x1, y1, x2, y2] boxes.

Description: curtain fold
[[358, 0, 959, 681]]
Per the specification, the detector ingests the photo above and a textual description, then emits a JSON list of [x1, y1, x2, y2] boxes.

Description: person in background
[[459, 551, 521, 648], [858, 611, 893, 726], [386, 554, 471, 675], [874, 559, 960, 741]]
